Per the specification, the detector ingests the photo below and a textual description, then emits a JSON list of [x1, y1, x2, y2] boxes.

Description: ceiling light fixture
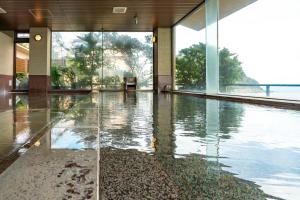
[[0, 7, 7, 14], [34, 34, 42, 41], [134, 14, 138, 25], [113, 7, 127, 14], [152, 36, 157, 44]]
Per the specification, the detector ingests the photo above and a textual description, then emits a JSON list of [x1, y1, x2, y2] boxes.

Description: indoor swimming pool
[[0, 92, 299, 199]]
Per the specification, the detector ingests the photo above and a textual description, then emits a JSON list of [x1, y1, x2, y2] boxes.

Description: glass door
[[14, 32, 30, 91], [15, 42, 30, 90]]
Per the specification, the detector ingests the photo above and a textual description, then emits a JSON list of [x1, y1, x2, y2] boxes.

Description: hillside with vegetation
[[176, 43, 262, 92]]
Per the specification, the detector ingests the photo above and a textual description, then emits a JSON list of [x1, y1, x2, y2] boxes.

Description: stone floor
[[0, 142, 97, 200]]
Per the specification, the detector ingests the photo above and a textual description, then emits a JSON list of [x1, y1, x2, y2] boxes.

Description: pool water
[[0, 92, 299, 199]]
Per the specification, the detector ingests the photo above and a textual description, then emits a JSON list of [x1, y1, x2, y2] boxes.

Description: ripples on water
[[99, 92, 300, 199], [1, 92, 300, 199]]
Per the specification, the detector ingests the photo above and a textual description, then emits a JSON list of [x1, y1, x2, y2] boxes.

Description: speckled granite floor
[[0, 147, 97, 200], [99, 148, 273, 200]]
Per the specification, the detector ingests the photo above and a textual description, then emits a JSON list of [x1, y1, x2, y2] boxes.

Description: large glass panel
[[219, 0, 300, 100], [102, 32, 153, 90], [51, 32, 103, 90], [174, 4, 206, 92], [51, 32, 153, 90]]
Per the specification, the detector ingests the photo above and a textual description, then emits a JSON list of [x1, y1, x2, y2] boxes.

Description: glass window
[[51, 32, 153, 90], [102, 32, 153, 90], [51, 32, 100, 89], [174, 4, 206, 92], [219, 0, 300, 100], [17, 33, 30, 39]]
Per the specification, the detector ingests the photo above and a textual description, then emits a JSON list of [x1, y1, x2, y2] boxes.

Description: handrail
[[225, 84, 300, 87], [225, 84, 300, 96]]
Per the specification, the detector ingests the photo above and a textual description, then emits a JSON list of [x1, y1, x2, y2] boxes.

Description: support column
[[206, 0, 219, 94], [29, 27, 51, 92], [0, 31, 14, 94], [153, 28, 172, 92]]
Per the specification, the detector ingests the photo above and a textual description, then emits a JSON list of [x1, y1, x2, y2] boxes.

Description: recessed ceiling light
[[113, 7, 127, 14], [0, 7, 7, 14]]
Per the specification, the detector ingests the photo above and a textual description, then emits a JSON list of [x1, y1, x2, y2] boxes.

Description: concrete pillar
[[29, 27, 51, 92], [0, 31, 14, 94], [153, 28, 172, 92]]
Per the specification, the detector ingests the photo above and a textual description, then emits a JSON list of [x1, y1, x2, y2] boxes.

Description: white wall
[[0, 31, 14, 76]]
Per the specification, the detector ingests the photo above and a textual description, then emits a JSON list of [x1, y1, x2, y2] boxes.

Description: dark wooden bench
[[124, 77, 137, 91]]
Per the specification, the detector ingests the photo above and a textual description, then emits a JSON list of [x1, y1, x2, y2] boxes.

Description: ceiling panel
[[0, 0, 203, 31]]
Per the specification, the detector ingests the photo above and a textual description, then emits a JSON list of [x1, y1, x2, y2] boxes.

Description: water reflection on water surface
[[0, 92, 299, 199]]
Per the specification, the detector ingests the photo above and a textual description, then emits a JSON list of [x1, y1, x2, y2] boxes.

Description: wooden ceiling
[[0, 0, 203, 31]]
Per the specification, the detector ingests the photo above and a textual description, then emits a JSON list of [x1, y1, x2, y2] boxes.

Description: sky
[[176, 0, 300, 84]]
